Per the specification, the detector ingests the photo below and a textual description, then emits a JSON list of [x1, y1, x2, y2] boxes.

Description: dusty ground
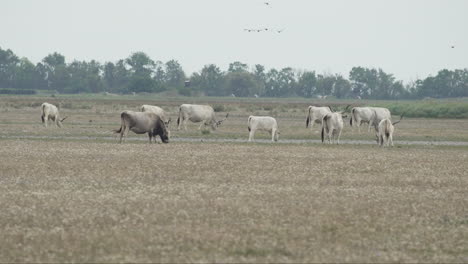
[[0, 140, 467, 262]]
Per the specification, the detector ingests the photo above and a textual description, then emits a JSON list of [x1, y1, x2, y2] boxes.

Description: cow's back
[[180, 104, 214, 121], [249, 116, 277, 131], [42, 102, 58, 116]]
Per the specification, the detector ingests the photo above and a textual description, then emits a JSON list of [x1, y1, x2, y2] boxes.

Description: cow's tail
[[247, 116, 253, 132], [384, 119, 391, 137], [306, 106, 311, 128], [177, 106, 182, 127], [350, 108, 355, 127], [113, 112, 126, 134], [41, 103, 46, 123]]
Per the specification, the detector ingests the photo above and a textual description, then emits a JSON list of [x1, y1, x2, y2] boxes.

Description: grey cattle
[[140, 104, 171, 126], [177, 104, 228, 131], [114, 111, 169, 144], [376, 113, 404, 147], [247, 116, 279, 142], [350, 107, 391, 133], [41, 102, 67, 127], [306, 106, 332, 130], [321, 112, 345, 144]]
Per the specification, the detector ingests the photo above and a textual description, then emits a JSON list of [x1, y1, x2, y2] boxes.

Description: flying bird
[[276, 29, 285, 33]]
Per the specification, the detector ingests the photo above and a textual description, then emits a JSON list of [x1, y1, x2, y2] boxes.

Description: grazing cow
[[114, 111, 169, 144], [41, 102, 67, 127], [376, 113, 404, 147], [177, 104, 228, 131], [247, 116, 279, 142], [141, 104, 171, 127], [321, 106, 350, 144], [305, 106, 332, 130], [350, 107, 391, 133]]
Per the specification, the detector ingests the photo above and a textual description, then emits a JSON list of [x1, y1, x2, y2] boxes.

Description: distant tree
[[0, 47, 19, 88], [252, 64, 266, 96], [296, 71, 317, 97], [224, 71, 259, 97], [332, 74, 352, 99], [316, 73, 335, 97], [228, 61, 248, 73], [42, 52, 69, 92], [165, 59, 186, 89], [191, 64, 224, 96]]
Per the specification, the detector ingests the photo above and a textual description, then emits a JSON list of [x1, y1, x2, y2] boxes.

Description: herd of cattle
[[40, 102, 403, 147]]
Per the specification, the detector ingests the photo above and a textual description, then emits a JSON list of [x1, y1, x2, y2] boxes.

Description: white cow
[[321, 112, 346, 144], [141, 104, 171, 126], [41, 102, 66, 127], [305, 106, 332, 130], [350, 107, 391, 133], [376, 113, 403, 147], [177, 104, 228, 131], [247, 116, 279, 142]]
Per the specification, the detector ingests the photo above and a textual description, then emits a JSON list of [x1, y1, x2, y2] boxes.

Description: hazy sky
[[1, 0, 467, 83]]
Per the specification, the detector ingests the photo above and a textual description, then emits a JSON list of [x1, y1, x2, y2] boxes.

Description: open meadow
[[0, 95, 467, 262]]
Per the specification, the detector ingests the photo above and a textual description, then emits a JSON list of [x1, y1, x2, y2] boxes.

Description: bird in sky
[[264, 2, 271, 6], [276, 29, 285, 33]]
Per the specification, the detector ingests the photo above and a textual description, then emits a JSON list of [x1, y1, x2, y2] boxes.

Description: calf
[[247, 116, 279, 142]]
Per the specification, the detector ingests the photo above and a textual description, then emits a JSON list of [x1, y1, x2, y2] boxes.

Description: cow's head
[[57, 116, 68, 128], [155, 118, 170, 143], [211, 113, 229, 130], [274, 130, 280, 142]]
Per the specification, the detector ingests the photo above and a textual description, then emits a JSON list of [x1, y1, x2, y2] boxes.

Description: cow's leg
[[309, 119, 314, 130], [327, 130, 333, 144], [248, 130, 255, 142], [43, 115, 48, 127], [337, 129, 342, 144], [148, 133, 153, 144], [198, 122, 204, 130], [271, 128, 276, 142], [120, 125, 128, 143], [389, 134, 394, 147]]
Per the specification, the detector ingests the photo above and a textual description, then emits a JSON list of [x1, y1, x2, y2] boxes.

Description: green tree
[[165, 60, 186, 89], [191, 64, 224, 96], [0, 47, 19, 88], [224, 71, 259, 97], [42, 52, 69, 92], [296, 71, 317, 97]]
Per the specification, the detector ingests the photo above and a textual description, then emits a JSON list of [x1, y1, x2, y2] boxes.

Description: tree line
[[1, 46, 467, 99]]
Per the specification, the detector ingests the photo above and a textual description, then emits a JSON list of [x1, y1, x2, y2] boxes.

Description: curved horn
[[392, 112, 405, 126], [343, 104, 351, 112], [60, 116, 68, 122], [327, 105, 334, 112]]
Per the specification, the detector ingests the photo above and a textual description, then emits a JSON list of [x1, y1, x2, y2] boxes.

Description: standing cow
[[177, 104, 228, 131], [376, 113, 404, 147], [306, 106, 332, 130], [320, 106, 350, 144], [41, 102, 67, 127], [114, 111, 169, 144], [350, 107, 391, 133], [247, 116, 279, 142]]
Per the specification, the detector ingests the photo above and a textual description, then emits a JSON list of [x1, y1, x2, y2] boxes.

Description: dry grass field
[[0, 140, 467, 262], [0, 96, 467, 262]]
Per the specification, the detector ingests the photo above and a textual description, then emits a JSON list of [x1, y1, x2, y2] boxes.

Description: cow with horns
[[177, 104, 228, 131], [306, 106, 332, 130], [41, 102, 67, 127], [321, 105, 350, 144], [114, 111, 169, 144], [376, 112, 404, 147]]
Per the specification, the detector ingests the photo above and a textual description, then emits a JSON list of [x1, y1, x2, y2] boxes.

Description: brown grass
[[0, 140, 467, 262]]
